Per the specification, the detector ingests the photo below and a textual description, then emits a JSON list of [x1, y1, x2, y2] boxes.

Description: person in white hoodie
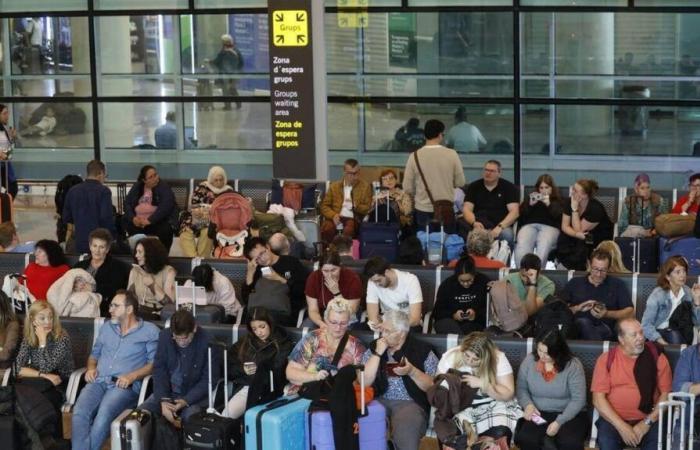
[[47, 268, 101, 318]]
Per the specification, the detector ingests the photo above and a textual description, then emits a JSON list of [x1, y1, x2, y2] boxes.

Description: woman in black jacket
[[432, 255, 490, 335], [123, 165, 177, 251], [225, 307, 292, 418]]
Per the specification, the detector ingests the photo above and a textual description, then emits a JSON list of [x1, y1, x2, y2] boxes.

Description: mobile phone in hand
[[161, 397, 173, 404], [531, 413, 547, 425], [261, 266, 272, 276]]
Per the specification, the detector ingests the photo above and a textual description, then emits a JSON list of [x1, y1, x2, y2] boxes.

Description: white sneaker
[[487, 240, 500, 260], [496, 240, 511, 264]]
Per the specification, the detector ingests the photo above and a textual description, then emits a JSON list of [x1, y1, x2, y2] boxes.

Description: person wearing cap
[[618, 173, 668, 238], [672, 173, 700, 215]]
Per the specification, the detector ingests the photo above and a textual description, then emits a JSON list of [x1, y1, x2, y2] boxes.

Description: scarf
[[535, 360, 558, 383], [201, 181, 233, 196]]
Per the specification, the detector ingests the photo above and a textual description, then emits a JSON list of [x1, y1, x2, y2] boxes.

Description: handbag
[[412, 151, 455, 228], [299, 332, 350, 408], [654, 213, 695, 238]]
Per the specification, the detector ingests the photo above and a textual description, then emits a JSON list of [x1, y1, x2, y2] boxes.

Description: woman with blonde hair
[[178, 165, 233, 257], [437, 332, 522, 447], [593, 240, 630, 274], [16, 302, 74, 436]]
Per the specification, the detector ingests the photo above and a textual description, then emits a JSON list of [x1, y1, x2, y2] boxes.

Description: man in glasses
[[320, 158, 372, 244], [364, 256, 423, 332], [62, 159, 116, 254], [138, 309, 217, 425], [72, 289, 159, 450], [563, 249, 634, 340]]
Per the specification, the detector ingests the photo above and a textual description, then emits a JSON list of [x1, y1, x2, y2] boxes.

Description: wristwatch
[[643, 416, 653, 426]]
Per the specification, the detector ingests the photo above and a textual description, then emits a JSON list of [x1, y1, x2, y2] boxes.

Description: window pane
[[196, 0, 266, 7], [0, 0, 86, 11], [184, 102, 272, 150], [328, 103, 360, 151], [636, 0, 700, 5], [10, 17, 90, 76], [95, 0, 186, 9], [14, 102, 92, 148], [12, 79, 92, 97], [521, 0, 625, 5], [409, 0, 511, 5]]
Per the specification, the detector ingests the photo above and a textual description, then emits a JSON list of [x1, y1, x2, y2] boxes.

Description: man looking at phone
[[563, 249, 634, 340], [138, 309, 217, 424], [72, 290, 159, 450], [364, 256, 424, 331], [363, 310, 438, 450]]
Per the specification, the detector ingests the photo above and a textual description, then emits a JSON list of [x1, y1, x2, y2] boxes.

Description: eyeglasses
[[327, 320, 349, 328], [590, 268, 608, 274], [109, 303, 124, 309], [483, 168, 499, 173]]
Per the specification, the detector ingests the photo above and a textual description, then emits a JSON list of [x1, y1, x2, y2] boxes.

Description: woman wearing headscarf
[[178, 165, 233, 257]]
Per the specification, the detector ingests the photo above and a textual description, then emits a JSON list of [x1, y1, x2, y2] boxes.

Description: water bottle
[[336, 221, 344, 234]]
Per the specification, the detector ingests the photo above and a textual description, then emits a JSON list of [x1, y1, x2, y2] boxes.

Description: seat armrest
[[1, 368, 10, 387], [63, 367, 88, 410], [138, 375, 152, 405], [296, 308, 307, 328], [422, 311, 433, 334]]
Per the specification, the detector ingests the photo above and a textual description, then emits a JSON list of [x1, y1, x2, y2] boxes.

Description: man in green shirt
[[504, 253, 555, 317]]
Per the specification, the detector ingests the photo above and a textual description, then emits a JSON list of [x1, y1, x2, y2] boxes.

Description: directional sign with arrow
[[272, 9, 308, 47]]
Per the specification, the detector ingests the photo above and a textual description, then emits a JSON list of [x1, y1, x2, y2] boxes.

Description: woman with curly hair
[[127, 237, 176, 317], [23, 239, 70, 301]]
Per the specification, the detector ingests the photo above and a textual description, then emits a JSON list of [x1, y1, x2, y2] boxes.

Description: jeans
[[596, 417, 660, 450], [139, 394, 203, 423], [494, 226, 515, 250], [71, 381, 139, 450], [659, 328, 686, 345], [575, 317, 614, 341], [514, 223, 560, 269]]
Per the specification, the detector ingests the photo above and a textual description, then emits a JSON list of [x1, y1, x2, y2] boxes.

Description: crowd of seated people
[[2, 148, 700, 449]]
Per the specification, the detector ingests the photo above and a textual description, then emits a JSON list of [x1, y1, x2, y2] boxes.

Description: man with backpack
[[591, 318, 672, 450], [563, 249, 634, 340], [62, 160, 115, 254]]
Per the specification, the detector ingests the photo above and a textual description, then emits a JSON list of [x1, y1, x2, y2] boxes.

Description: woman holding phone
[[514, 330, 588, 450], [225, 307, 292, 418]]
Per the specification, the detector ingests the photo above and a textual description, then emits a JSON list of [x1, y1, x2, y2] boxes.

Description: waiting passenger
[[462, 160, 519, 248], [503, 253, 555, 317], [445, 106, 487, 153], [154, 111, 194, 149], [393, 117, 425, 152], [178, 165, 233, 258], [71, 290, 159, 450], [432, 256, 489, 335], [226, 307, 292, 418], [123, 165, 177, 251], [618, 173, 667, 238], [46, 268, 101, 318], [591, 318, 671, 450], [285, 298, 366, 395], [672, 172, 700, 215], [563, 249, 634, 341], [0, 221, 35, 253], [371, 169, 413, 228], [320, 158, 372, 244], [73, 228, 130, 317], [127, 237, 176, 318], [464, 228, 506, 269], [242, 236, 309, 326], [364, 256, 423, 330], [557, 179, 614, 270], [513, 174, 563, 268], [268, 232, 291, 256], [403, 119, 465, 230], [303, 248, 362, 328], [331, 235, 357, 264], [594, 240, 630, 274], [397, 236, 426, 266], [514, 330, 588, 450], [23, 239, 70, 301], [671, 327, 700, 418], [641, 256, 700, 345], [0, 291, 19, 370], [16, 302, 73, 434], [139, 309, 215, 423], [437, 332, 522, 447], [362, 310, 438, 450], [188, 263, 241, 320]]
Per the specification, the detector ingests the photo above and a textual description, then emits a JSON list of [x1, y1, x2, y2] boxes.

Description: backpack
[[251, 211, 290, 242], [487, 279, 528, 333], [532, 295, 576, 339]]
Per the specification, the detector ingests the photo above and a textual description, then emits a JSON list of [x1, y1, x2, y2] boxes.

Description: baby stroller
[[208, 192, 254, 259]]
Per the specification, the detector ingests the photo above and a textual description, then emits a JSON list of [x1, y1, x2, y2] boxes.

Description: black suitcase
[[615, 236, 658, 273], [0, 161, 13, 223], [359, 187, 400, 262], [183, 342, 236, 449]]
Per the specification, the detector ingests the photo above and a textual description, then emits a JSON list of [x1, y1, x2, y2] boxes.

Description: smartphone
[[261, 266, 272, 276], [244, 362, 256, 371], [161, 397, 174, 404], [385, 362, 400, 376], [460, 311, 470, 319], [530, 192, 543, 202], [584, 233, 594, 245], [531, 413, 547, 425]]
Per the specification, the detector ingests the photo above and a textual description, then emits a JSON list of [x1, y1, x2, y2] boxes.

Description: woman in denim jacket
[[641, 255, 700, 345]]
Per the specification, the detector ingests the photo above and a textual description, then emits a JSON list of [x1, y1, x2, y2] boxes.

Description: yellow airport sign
[[338, 12, 368, 28], [272, 10, 309, 47]]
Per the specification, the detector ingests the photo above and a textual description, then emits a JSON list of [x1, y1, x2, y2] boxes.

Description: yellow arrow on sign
[[272, 10, 309, 47]]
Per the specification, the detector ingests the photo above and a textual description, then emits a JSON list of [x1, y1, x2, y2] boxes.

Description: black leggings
[[514, 410, 589, 450]]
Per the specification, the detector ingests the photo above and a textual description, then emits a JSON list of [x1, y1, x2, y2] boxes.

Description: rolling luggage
[[244, 396, 311, 450], [659, 237, 700, 275], [183, 343, 236, 450], [658, 391, 696, 450], [110, 408, 153, 450], [0, 155, 15, 223], [308, 366, 386, 450], [359, 185, 400, 262], [614, 236, 658, 273], [160, 283, 225, 324]]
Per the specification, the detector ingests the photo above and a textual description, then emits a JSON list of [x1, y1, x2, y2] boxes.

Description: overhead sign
[[268, 0, 316, 179], [338, 12, 368, 28]]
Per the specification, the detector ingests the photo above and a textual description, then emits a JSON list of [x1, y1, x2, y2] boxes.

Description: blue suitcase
[[659, 236, 700, 275], [307, 400, 387, 450], [359, 195, 400, 262], [244, 396, 311, 450]]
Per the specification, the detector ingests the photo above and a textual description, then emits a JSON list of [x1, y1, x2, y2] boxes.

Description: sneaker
[[495, 240, 511, 264], [487, 240, 500, 260]]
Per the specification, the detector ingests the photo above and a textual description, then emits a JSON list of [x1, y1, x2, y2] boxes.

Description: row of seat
[[0, 251, 691, 334]]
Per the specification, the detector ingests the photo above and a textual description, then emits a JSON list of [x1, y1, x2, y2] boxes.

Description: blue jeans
[[494, 226, 515, 251], [139, 394, 203, 423], [514, 223, 560, 268], [575, 317, 614, 341], [71, 381, 139, 450], [596, 417, 660, 450]]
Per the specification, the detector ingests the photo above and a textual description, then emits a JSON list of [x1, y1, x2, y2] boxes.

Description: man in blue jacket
[[139, 308, 219, 423], [63, 160, 116, 254]]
